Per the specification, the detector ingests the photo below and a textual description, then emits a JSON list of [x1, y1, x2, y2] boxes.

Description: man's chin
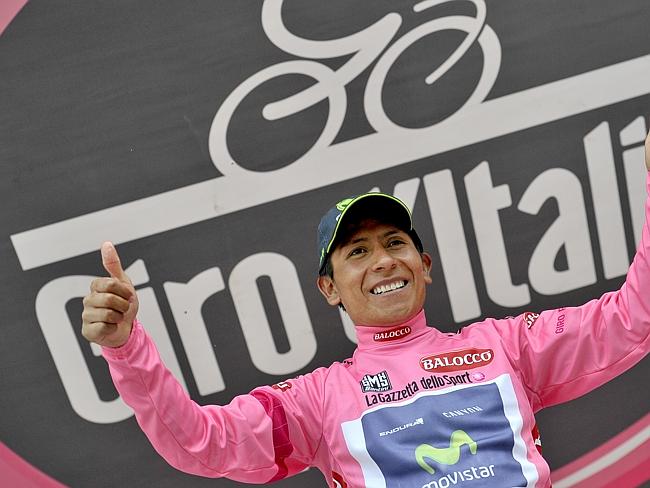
[[358, 307, 419, 328]]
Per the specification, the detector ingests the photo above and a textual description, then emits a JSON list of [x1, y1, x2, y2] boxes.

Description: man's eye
[[388, 239, 405, 247], [349, 247, 366, 257]]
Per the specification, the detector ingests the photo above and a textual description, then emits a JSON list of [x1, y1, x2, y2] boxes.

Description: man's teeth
[[372, 280, 406, 295]]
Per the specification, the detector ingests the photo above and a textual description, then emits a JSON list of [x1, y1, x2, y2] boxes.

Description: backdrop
[[1, 1, 649, 487]]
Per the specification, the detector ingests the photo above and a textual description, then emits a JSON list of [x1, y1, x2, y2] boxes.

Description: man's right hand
[[81, 242, 139, 348]]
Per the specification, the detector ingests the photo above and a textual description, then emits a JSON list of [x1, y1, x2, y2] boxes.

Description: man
[[82, 134, 650, 487]]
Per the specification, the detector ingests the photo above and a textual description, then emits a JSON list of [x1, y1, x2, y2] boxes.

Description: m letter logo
[[415, 430, 478, 475], [360, 371, 392, 393]]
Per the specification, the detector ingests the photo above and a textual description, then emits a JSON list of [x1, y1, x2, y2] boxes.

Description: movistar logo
[[415, 430, 478, 475]]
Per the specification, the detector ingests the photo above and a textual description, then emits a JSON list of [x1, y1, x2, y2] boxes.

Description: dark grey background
[[1, 1, 649, 486]]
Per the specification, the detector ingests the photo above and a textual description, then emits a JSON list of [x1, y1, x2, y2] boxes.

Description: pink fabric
[[103, 174, 650, 487], [250, 390, 296, 482], [0, 0, 27, 36]]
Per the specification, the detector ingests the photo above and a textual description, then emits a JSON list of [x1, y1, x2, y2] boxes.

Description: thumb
[[101, 241, 127, 280]]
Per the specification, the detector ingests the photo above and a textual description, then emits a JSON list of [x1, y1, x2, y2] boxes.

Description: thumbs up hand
[[81, 242, 139, 348]]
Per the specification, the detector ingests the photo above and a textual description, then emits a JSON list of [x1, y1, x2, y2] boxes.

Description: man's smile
[[318, 220, 432, 326], [370, 280, 408, 295]]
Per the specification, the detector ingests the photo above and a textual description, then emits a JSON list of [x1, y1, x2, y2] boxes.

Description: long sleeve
[[102, 321, 325, 484], [491, 172, 650, 411]]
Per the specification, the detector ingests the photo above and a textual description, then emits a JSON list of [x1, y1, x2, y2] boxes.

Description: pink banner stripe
[[0, 441, 68, 488], [0, 0, 27, 35], [552, 414, 650, 487], [602, 441, 650, 488]]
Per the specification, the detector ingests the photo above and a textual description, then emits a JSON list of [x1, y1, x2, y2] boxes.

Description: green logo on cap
[[336, 198, 354, 211]]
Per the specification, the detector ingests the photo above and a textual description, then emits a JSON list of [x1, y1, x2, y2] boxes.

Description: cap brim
[[323, 193, 418, 265]]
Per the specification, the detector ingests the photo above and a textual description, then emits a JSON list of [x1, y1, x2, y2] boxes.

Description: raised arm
[[81, 244, 323, 483], [493, 131, 650, 410]]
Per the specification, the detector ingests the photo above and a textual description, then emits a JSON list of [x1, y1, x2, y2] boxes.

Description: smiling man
[[316, 194, 432, 327], [82, 135, 650, 488]]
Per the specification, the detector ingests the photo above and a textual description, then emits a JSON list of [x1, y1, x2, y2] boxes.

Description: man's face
[[317, 219, 432, 327]]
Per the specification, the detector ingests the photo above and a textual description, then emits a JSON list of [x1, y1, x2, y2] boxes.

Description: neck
[[354, 310, 432, 350]]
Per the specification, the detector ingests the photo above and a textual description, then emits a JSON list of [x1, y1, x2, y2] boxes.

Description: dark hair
[[319, 255, 334, 278]]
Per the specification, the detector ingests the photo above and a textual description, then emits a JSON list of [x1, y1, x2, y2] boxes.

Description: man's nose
[[371, 248, 397, 271]]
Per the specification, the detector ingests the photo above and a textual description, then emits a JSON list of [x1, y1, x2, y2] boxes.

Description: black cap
[[317, 193, 423, 274]]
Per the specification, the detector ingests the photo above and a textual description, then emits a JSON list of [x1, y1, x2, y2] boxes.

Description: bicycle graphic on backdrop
[[209, 0, 501, 176]]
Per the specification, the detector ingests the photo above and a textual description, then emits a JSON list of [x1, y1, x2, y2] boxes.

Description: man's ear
[[421, 252, 433, 285], [317, 275, 341, 307]]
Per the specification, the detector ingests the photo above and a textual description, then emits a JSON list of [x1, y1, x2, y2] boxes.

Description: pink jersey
[[103, 177, 650, 488]]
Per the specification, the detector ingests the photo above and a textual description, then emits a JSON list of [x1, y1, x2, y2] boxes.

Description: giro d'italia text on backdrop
[[9, 0, 650, 426], [35, 117, 648, 424]]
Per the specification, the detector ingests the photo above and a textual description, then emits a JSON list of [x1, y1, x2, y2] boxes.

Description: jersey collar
[[354, 309, 434, 350]]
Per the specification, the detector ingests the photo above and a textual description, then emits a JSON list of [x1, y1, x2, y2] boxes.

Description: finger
[[82, 322, 118, 342], [84, 292, 131, 313], [82, 307, 124, 325], [90, 278, 133, 301], [101, 241, 127, 281]]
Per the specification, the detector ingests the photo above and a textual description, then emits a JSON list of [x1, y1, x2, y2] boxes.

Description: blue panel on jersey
[[359, 382, 527, 487]]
